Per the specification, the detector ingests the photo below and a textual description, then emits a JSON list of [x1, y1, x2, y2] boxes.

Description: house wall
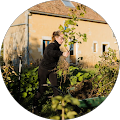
[[29, 13, 119, 67], [76, 21, 119, 67], [28, 14, 69, 63], [3, 11, 27, 66], [3, 11, 119, 67]]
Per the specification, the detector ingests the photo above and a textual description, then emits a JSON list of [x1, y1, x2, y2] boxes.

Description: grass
[[81, 68, 99, 74]]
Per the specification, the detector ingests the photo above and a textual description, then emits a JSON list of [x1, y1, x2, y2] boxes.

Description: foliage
[[92, 47, 119, 97], [56, 4, 88, 94], [50, 95, 80, 120], [56, 64, 94, 97], [58, 4, 87, 51], [1, 65, 39, 110], [19, 67, 39, 107], [1, 48, 119, 119], [1, 65, 18, 99], [69, 48, 119, 99], [67, 66, 93, 86]]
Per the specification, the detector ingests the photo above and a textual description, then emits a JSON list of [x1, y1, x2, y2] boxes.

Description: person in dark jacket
[[33, 30, 69, 108]]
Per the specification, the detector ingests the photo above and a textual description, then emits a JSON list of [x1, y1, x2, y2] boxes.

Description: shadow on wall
[[3, 26, 27, 72], [3, 24, 44, 72], [29, 36, 43, 65]]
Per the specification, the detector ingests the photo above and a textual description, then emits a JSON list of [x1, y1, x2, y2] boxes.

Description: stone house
[[3, 0, 119, 67]]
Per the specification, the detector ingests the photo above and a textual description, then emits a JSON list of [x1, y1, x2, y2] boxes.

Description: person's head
[[52, 30, 64, 45]]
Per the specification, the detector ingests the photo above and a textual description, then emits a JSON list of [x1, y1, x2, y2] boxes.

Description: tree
[[58, 4, 87, 51], [56, 4, 88, 87]]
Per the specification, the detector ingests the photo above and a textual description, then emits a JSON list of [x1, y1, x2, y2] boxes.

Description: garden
[[1, 47, 119, 120], [1, 4, 120, 120]]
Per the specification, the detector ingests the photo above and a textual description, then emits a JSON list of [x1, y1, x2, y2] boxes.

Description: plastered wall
[[29, 13, 119, 67], [3, 12, 119, 67]]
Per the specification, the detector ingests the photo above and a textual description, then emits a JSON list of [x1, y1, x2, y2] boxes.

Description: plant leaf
[[54, 96, 63, 101], [78, 76, 83, 81], [70, 97, 80, 106], [66, 111, 77, 119], [64, 95, 72, 103], [58, 70, 62, 76], [59, 25, 64, 31], [64, 44, 67, 47], [76, 4, 80, 10], [57, 105, 62, 110], [52, 104, 58, 109], [22, 92, 27, 98], [76, 72, 83, 77]]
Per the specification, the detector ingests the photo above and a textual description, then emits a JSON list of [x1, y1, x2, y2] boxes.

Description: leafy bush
[[1, 65, 18, 99], [19, 67, 39, 108], [20, 67, 38, 95], [50, 95, 80, 120], [69, 48, 119, 99], [1, 65, 39, 111], [95, 64, 99, 68], [92, 47, 119, 97], [68, 66, 93, 86], [54, 48, 119, 119]]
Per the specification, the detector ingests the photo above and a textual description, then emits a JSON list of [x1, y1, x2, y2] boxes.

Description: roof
[[28, 0, 106, 23]]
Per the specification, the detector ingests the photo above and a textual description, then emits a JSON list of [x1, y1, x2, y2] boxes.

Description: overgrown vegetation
[[1, 2, 119, 119], [69, 47, 119, 99], [1, 47, 119, 119]]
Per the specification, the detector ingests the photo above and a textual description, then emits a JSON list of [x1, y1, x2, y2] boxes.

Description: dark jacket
[[40, 40, 63, 70]]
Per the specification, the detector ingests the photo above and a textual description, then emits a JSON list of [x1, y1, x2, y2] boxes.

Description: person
[[33, 30, 70, 110]]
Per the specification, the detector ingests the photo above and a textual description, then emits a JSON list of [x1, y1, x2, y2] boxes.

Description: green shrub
[[50, 95, 80, 120], [91, 47, 119, 97], [1, 65, 39, 110], [95, 64, 99, 68]]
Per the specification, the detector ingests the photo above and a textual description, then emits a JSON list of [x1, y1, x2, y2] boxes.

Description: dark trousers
[[34, 65, 59, 105]]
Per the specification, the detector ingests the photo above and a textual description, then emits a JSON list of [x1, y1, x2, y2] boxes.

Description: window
[[93, 42, 98, 53], [61, 0, 75, 8], [93, 43, 97, 52], [103, 44, 107, 53], [43, 40, 50, 53], [101, 42, 110, 55]]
